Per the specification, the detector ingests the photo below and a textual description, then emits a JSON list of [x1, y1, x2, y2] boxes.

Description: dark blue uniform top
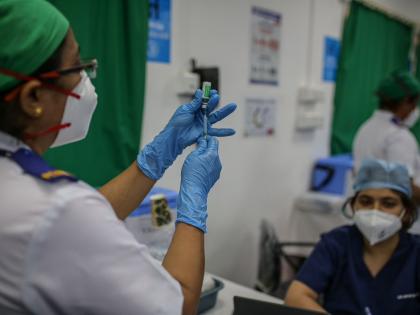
[[296, 225, 420, 315]]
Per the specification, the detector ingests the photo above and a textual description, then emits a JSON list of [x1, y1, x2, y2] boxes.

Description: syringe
[[201, 81, 211, 139]]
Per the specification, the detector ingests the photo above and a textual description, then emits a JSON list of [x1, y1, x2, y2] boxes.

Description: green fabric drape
[[410, 40, 420, 141], [416, 38, 420, 84], [331, 1, 412, 155], [45, 0, 148, 186]]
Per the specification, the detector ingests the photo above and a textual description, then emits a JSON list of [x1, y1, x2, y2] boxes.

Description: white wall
[[142, 0, 420, 287], [371, 0, 420, 23]]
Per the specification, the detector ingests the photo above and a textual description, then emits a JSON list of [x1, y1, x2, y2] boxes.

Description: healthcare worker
[[0, 1, 237, 315], [285, 159, 420, 315], [353, 70, 420, 203]]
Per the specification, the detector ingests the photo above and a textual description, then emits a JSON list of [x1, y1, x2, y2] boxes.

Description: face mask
[[354, 209, 404, 246], [51, 71, 98, 148], [403, 107, 420, 128]]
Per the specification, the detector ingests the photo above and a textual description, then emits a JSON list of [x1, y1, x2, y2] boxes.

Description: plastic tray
[[198, 278, 225, 314]]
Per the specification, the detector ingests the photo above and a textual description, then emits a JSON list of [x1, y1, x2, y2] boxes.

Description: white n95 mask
[[403, 107, 420, 128], [51, 71, 98, 148], [354, 209, 404, 246]]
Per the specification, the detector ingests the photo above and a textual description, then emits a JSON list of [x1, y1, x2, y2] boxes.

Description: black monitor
[[233, 296, 328, 315]]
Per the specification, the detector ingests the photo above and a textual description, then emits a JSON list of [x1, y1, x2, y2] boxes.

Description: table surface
[[202, 275, 283, 315]]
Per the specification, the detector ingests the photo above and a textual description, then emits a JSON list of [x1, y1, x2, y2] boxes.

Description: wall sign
[[323, 36, 340, 82], [249, 7, 281, 86], [148, 0, 171, 63], [244, 98, 277, 137]]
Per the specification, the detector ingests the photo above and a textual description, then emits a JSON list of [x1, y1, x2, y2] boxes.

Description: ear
[[18, 80, 45, 119], [401, 209, 412, 228]]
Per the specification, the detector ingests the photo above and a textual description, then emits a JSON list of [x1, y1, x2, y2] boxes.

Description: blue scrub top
[[296, 225, 420, 315]]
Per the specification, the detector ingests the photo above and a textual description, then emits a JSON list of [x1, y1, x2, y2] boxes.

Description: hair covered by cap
[[354, 159, 412, 198], [376, 70, 420, 103], [0, 0, 69, 92]]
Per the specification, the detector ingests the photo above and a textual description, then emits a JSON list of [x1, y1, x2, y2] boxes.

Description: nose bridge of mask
[[360, 209, 394, 225], [73, 71, 88, 97]]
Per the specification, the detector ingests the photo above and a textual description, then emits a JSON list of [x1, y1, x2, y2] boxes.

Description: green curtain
[[331, 1, 412, 155], [417, 40, 420, 77], [411, 40, 420, 141], [44, 0, 148, 187]]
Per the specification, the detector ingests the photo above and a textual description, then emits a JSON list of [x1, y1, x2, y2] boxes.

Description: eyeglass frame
[[0, 58, 98, 102]]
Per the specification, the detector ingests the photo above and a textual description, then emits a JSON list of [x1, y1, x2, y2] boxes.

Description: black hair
[[378, 94, 419, 110], [343, 190, 417, 231], [0, 35, 67, 139]]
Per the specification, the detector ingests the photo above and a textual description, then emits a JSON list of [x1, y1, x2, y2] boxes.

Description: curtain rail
[[355, 0, 420, 27]]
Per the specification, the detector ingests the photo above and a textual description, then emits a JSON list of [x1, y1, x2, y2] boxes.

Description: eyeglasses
[[39, 59, 98, 80], [0, 58, 98, 102]]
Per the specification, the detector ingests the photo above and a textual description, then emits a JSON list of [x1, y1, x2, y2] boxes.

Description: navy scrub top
[[296, 225, 420, 315]]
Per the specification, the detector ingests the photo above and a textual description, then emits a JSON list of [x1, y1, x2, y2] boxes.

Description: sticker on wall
[[148, 0, 171, 63], [249, 7, 281, 86], [323, 37, 340, 82], [244, 98, 276, 137]]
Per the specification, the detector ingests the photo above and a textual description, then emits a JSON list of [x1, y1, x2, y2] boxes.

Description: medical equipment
[[198, 276, 224, 314], [201, 81, 211, 139], [125, 187, 178, 260], [310, 154, 353, 196]]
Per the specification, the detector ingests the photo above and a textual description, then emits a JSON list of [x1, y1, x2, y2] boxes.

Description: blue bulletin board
[[148, 0, 171, 63], [323, 36, 340, 82]]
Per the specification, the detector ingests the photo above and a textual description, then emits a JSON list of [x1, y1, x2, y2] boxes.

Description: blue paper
[[323, 37, 340, 82], [148, 0, 171, 63]]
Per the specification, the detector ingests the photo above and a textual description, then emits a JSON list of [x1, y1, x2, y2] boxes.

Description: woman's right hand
[[176, 136, 222, 233]]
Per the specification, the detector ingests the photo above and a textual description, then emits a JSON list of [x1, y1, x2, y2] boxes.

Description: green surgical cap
[[376, 70, 420, 102], [0, 0, 69, 92]]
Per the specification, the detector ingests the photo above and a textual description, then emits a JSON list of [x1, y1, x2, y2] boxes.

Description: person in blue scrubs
[[285, 159, 420, 315]]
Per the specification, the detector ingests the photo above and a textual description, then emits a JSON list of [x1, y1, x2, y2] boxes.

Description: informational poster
[[249, 7, 281, 86], [244, 98, 276, 137], [323, 37, 340, 82], [148, 0, 171, 63]]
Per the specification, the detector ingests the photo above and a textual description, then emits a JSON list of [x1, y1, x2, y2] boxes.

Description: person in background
[[0, 1, 237, 314], [353, 70, 420, 204], [285, 159, 420, 315]]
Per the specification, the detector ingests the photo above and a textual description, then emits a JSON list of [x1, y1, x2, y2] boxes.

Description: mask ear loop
[[398, 209, 406, 220], [23, 123, 72, 140]]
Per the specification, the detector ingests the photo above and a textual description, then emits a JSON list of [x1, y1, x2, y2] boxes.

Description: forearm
[[285, 281, 326, 313], [285, 296, 326, 313], [99, 162, 155, 220], [162, 223, 205, 315]]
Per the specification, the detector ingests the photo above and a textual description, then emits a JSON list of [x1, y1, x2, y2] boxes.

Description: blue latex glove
[[137, 89, 236, 180], [176, 136, 222, 233]]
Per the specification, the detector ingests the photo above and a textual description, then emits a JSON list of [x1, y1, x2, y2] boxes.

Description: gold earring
[[34, 107, 43, 117]]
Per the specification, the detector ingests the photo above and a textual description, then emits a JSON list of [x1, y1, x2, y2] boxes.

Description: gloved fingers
[[184, 89, 203, 112], [208, 127, 236, 137], [207, 90, 220, 113], [208, 103, 237, 124], [195, 136, 208, 153], [207, 136, 219, 153]]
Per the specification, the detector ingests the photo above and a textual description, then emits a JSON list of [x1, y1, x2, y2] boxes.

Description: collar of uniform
[[0, 131, 78, 183], [373, 109, 395, 122], [0, 131, 31, 153]]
